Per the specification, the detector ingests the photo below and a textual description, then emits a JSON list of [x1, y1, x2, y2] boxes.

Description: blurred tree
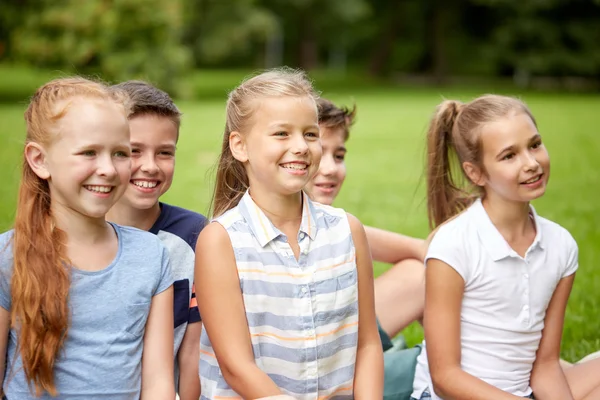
[[183, 0, 278, 67], [474, 0, 600, 85], [11, 0, 191, 95]]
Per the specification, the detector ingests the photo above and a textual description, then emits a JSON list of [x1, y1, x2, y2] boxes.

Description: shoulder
[[311, 200, 347, 220], [114, 223, 165, 254], [213, 205, 244, 230], [430, 209, 474, 246], [537, 216, 576, 245], [195, 222, 234, 258], [156, 203, 209, 249], [0, 230, 14, 271]]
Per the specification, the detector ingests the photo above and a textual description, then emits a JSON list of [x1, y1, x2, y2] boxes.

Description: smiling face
[[118, 114, 178, 210], [235, 95, 322, 197], [41, 98, 131, 220], [466, 111, 550, 203], [304, 125, 347, 205]]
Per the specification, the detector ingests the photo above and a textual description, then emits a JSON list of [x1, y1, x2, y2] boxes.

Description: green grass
[[1, 65, 599, 361]]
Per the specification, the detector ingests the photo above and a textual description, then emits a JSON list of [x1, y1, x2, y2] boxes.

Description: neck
[[106, 202, 161, 231], [482, 192, 532, 239], [51, 203, 113, 244], [249, 188, 303, 230]]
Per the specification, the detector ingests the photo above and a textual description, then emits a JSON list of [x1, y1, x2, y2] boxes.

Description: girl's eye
[[114, 151, 130, 158], [274, 131, 288, 137], [82, 150, 96, 156], [335, 154, 345, 161], [305, 132, 318, 138], [159, 151, 174, 157], [131, 149, 141, 154], [502, 153, 514, 161], [531, 141, 542, 149]]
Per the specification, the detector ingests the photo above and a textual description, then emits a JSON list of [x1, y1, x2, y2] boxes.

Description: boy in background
[[107, 81, 206, 400]]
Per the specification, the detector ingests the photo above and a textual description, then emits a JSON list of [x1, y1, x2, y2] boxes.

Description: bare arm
[[530, 275, 575, 400], [0, 307, 9, 391], [425, 259, 520, 400], [195, 222, 282, 398], [349, 215, 384, 398], [364, 226, 425, 263], [177, 321, 201, 400], [141, 286, 175, 400]]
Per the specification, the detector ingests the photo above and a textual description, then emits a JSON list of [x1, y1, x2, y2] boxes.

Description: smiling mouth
[[84, 185, 113, 194], [280, 162, 308, 171], [315, 183, 337, 189], [521, 174, 542, 184], [131, 180, 160, 189]]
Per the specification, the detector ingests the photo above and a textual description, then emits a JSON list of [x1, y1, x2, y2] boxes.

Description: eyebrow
[[337, 146, 347, 152], [268, 122, 320, 130], [131, 141, 176, 149], [496, 133, 541, 157]]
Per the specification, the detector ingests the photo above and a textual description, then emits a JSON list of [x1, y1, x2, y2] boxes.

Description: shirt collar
[[238, 190, 318, 248], [472, 198, 544, 261]]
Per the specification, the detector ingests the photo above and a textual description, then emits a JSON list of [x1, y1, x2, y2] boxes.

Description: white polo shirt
[[412, 198, 578, 399]]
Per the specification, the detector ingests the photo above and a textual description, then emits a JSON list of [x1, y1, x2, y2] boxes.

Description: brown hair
[[317, 98, 356, 141], [11, 77, 129, 396], [211, 68, 319, 218], [111, 80, 181, 131], [426, 94, 537, 229]]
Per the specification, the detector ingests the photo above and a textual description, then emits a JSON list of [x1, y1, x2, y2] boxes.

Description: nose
[[97, 154, 118, 179], [319, 154, 336, 176], [523, 150, 540, 172], [140, 152, 159, 174], [291, 133, 309, 155]]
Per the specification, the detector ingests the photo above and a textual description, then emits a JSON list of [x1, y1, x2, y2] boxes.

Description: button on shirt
[[412, 199, 578, 399], [200, 191, 358, 400]]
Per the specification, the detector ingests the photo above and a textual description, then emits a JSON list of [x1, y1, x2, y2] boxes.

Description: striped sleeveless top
[[199, 190, 358, 400]]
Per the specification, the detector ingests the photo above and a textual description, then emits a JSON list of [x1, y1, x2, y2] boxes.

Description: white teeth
[[133, 181, 158, 188], [281, 163, 307, 170], [524, 176, 541, 184], [85, 185, 112, 193]]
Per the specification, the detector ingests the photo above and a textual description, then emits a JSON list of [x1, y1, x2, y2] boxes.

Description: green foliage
[[11, 0, 191, 94]]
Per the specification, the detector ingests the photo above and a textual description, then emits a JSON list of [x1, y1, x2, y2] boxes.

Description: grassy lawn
[[0, 65, 599, 361]]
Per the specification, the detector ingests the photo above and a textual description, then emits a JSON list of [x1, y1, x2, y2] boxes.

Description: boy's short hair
[[317, 98, 356, 141], [111, 80, 181, 130]]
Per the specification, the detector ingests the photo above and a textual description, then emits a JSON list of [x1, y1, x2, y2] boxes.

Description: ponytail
[[426, 100, 474, 229], [211, 127, 249, 218], [11, 159, 70, 397]]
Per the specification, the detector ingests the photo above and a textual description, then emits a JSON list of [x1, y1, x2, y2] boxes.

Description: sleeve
[[0, 233, 14, 311], [187, 283, 201, 323], [425, 224, 471, 283], [154, 241, 174, 296], [562, 231, 579, 278]]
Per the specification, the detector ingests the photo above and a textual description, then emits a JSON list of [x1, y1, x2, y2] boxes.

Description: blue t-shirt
[[149, 203, 207, 366], [0, 223, 172, 400]]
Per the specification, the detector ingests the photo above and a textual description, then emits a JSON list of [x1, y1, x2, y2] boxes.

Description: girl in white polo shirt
[[411, 95, 600, 400]]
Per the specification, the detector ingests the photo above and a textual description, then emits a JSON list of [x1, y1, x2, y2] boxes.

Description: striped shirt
[[200, 190, 358, 400]]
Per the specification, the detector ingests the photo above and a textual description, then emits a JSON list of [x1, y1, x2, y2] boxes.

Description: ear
[[463, 161, 485, 187], [25, 142, 51, 180], [229, 131, 248, 163]]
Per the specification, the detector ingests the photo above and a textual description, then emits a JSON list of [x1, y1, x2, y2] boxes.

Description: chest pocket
[[173, 279, 190, 328]]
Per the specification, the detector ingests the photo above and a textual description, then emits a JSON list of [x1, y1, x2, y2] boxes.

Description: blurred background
[[0, 0, 599, 99], [0, 0, 599, 359]]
